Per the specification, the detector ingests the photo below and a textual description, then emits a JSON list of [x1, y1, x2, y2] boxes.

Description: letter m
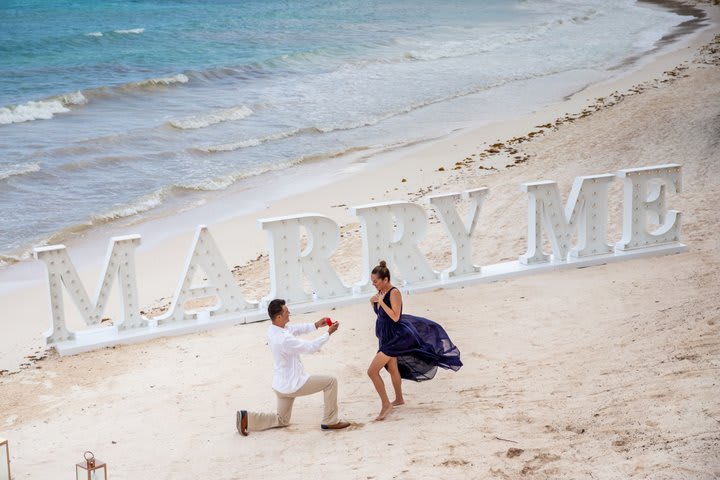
[[33, 235, 143, 344], [520, 174, 614, 264]]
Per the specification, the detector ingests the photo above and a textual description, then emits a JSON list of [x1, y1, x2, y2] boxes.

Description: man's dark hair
[[268, 298, 286, 321]]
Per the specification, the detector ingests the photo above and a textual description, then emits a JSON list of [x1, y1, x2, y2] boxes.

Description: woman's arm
[[377, 289, 402, 322]]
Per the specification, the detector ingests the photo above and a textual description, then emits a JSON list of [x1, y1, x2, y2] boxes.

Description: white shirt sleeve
[[287, 323, 317, 336], [281, 331, 330, 354]]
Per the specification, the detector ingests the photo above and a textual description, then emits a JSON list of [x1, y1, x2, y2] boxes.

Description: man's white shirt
[[267, 323, 329, 394]]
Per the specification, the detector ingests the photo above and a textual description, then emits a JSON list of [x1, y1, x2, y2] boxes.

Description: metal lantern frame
[[76, 451, 107, 480], [0, 438, 10, 480]]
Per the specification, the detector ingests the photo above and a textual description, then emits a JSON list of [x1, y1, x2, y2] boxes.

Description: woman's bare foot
[[391, 399, 405, 406], [376, 403, 393, 421]]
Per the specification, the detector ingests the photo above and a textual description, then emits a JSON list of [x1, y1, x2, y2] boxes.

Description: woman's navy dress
[[374, 287, 462, 381]]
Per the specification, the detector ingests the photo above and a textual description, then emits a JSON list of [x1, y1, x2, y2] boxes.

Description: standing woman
[[368, 260, 462, 420]]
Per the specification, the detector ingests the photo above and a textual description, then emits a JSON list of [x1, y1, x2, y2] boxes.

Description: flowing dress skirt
[[376, 313, 463, 382]]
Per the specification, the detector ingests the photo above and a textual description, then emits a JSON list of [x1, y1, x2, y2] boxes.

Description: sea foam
[[90, 187, 168, 222], [114, 28, 145, 34], [168, 105, 253, 130], [125, 74, 189, 89], [0, 91, 87, 125], [197, 128, 305, 153], [0, 163, 41, 181]]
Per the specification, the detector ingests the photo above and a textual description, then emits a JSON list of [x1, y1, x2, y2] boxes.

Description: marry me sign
[[34, 163, 685, 355]]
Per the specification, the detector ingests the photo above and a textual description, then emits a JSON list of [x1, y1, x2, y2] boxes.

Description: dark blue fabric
[[374, 287, 463, 382]]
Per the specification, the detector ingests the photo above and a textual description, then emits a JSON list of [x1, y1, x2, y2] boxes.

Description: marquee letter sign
[[259, 214, 351, 304], [154, 226, 257, 326], [34, 235, 142, 343], [351, 201, 437, 293], [428, 188, 488, 279], [519, 173, 615, 264], [31, 163, 687, 355], [615, 164, 682, 250]]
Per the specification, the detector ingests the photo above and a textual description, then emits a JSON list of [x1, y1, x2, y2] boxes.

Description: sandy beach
[[1, 2, 719, 479]]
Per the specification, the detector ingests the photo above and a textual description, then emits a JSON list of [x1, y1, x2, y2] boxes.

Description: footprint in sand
[[520, 453, 561, 475]]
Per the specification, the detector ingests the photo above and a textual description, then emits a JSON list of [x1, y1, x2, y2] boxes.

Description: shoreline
[[0, 0, 712, 271], [0, 3, 718, 371]]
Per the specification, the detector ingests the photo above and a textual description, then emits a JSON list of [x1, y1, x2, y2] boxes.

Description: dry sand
[[0, 5, 719, 480]]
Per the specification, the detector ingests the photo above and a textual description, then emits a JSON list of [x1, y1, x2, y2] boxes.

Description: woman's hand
[[370, 292, 381, 304]]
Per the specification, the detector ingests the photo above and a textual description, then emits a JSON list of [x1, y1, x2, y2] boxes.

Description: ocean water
[[0, 0, 697, 264]]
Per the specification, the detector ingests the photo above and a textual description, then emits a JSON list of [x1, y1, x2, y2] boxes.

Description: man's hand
[[314, 317, 333, 329], [328, 321, 339, 335]]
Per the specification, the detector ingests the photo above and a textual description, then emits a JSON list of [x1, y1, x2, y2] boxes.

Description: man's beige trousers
[[247, 375, 339, 430]]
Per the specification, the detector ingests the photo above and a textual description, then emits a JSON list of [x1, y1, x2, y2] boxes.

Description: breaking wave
[[113, 28, 145, 34], [123, 73, 189, 89], [0, 92, 87, 125], [0, 73, 189, 126], [168, 105, 253, 130], [0, 163, 41, 181]]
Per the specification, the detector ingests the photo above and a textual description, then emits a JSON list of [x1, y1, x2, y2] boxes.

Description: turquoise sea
[[0, 0, 701, 263]]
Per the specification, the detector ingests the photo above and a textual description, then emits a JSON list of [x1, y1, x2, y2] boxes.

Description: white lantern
[[76, 451, 107, 480], [0, 438, 9, 480]]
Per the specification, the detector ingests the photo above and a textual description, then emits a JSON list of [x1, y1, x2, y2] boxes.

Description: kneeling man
[[237, 298, 351, 435]]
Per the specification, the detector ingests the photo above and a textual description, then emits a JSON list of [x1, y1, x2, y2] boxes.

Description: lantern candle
[[0, 438, 9, 480], [76, 451, 107, 480]]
